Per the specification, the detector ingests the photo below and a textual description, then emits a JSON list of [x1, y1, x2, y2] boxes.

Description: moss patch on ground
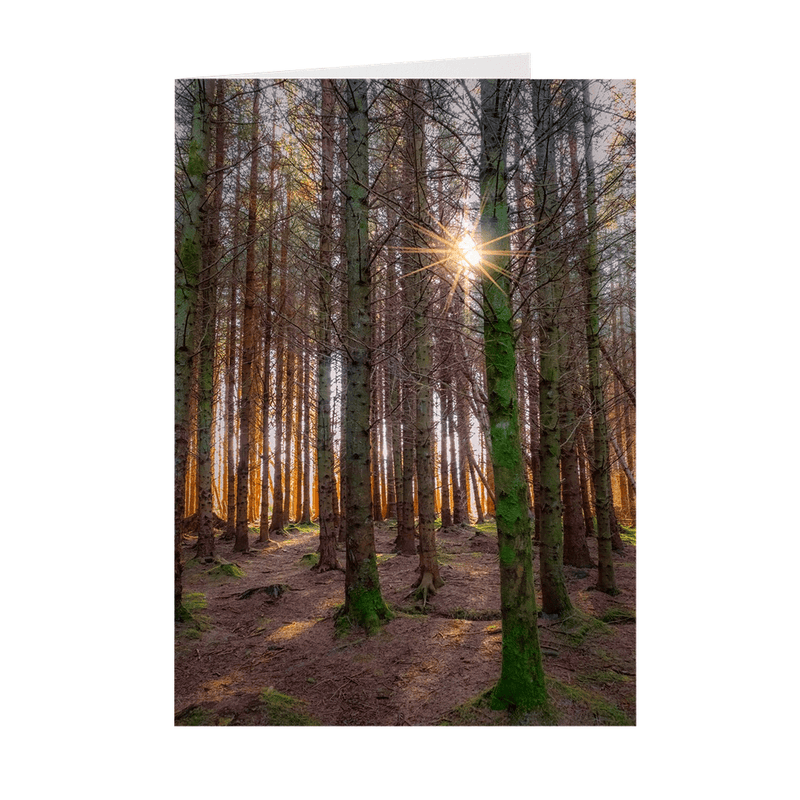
[[547, 677, 633, 725], [299, 552, 320, 568], [552, 609, 611, 645], [599, 606, 636, 624], [620, 526, 636, 546], [175, 688, 321, 726], [258, 688, 320, 725], [207, 559, 245, 579], [471, 521, 498, 536], [176, 592, 210, 638]]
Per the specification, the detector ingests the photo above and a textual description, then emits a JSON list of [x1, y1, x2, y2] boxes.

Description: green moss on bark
[[339, 554, 393, 635], [479, 80, 547, 714]]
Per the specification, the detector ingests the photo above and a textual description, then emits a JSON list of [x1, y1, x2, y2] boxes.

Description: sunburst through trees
[[175, 77, 636, 713]]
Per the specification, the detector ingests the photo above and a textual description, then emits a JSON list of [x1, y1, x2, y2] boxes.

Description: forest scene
[[174, 77, 636, 726]]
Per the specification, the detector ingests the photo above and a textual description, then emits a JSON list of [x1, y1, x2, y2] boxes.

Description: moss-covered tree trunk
[[340, 79, 391, 632], [533, 80, 572, 616], [582, 80, 617, 594], [234, 80, 262, 554], [314, 79, 340, 572], [480, 79, 547, 711], [176, 79, 210, 618]]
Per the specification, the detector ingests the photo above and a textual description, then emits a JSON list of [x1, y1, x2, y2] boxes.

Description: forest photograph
[[174, 77, 636, 726]]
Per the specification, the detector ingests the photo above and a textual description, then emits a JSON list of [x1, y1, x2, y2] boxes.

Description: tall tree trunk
[[269, 320, 286, 534], [370, 318, 384, 523], [454, 375, 472, 524], [222, 133, 243, 541], [438, 380, 452, 528], [582, 80, 618, 594], [233, 79, 261, 554], [269, 201, 291, 535], [480, 79, 546, 711], [314, 79, 340, 571], [384, 371, 397, 520], [175, 78, 210, 618], [578, 431, 596, 536], [257, 140, 276, 543], [519, 312, 542, 540], [394, 181, 417, 557], [340, 79, 391, 632], [561, 393, 593, 567], [448, 394, 465, 524], [283, 343, 295, 523], [407, 83, 442, 597], [465, 436, 486, 523], [534, 80, 572, 616], [301, 340, 313, 524], [196, 78, 225, 562]]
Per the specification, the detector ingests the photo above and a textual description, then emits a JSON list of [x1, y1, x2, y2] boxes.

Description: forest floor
[[174, 519, 636, 726]]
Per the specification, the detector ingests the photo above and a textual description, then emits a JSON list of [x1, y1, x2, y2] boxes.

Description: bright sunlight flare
[[458, 233, 481, 269]]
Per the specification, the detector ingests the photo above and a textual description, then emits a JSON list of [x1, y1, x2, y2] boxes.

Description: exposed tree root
[[407, 571, 438, 609], [313, 561, 344, 574], [237, 584, 288, 601]]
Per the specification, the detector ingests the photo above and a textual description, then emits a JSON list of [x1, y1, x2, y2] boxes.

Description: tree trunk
[[394, 158, 418, 558], [233, 80, 262, 554], [269, 321, 286, 534], [175, 78, 210, 617], [301, 341, 313, 524], [561, 396, 593, 567], [257, 144, 276, 543], [533, 80, 572, 616], [314, 79, 340, 572], [196, 78, 224, 562], [340, 79, 391, 632], [578, 433, 596, 536], [405, 80, 442, 595], [480, 79, 547, 711], [438, 380, 452, 528], [582, 80, 617, 594], [283, 343, 295, 523]]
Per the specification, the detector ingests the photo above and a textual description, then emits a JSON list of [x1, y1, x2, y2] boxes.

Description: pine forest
[[174, 77, 636, 726]]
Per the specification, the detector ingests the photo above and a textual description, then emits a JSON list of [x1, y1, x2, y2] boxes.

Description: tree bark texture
[[314, 79, 340, 572], [341, 79, 391, 631], [582, 80, 617, 594], [176, 79, 210, 616], [233, 80, 261, 554], [533, 80, 572, 615], [480, 79, 547, 711], [195, 78, 224, 562], [406, 80, 442, 594]]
